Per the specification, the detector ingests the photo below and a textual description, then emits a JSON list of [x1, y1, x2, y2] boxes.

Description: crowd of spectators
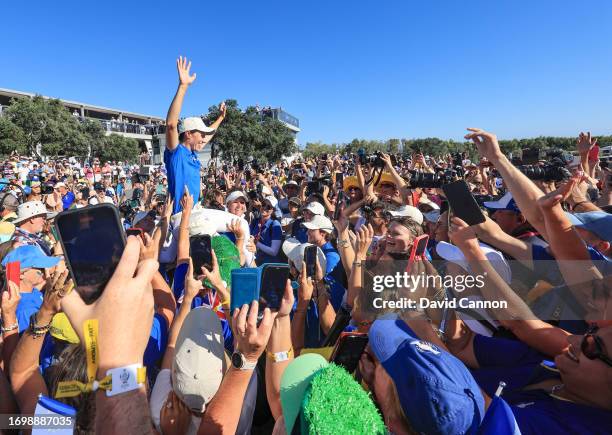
[[0, 57, 610, 434]]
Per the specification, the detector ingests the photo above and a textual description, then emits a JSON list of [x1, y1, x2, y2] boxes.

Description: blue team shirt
[[164, 143, 201, 214], [172, 262, 234, 351], [321, 242, 347, 311], [250, 218, 283, 265], [471, 334, 612, 434]]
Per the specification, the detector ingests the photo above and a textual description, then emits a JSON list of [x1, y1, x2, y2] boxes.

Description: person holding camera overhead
[[164, 56, 227, 214]]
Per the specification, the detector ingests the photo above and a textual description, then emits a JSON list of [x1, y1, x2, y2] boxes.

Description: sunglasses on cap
[[581, 325, 612, 367]]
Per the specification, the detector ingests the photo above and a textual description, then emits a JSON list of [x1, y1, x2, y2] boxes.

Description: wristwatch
[[231, 351, 258, 370]]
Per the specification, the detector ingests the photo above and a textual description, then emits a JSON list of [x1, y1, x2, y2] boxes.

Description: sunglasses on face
[[347, 186, 360, 192], [581, 325, 612, 367]]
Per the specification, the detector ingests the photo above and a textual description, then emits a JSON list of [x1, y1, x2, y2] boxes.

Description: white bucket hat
[[282, 238, 327, 272], [13, 201, 52, 225]]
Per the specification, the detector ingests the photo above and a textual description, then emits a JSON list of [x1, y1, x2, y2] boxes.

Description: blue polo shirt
[[250, 218, 283, 265], [164, 143, 201, 214], [321, 242, 347, 311], [471, 335, 612, 434], [16, 288, 44, 333]]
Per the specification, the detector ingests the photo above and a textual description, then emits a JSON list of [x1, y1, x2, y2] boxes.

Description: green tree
[[3, 96, 89, 158], [80, 118, 107, 158], [96, 134, 140, 162], [0, 117, 27, 155], [204, 100, 296, 164]]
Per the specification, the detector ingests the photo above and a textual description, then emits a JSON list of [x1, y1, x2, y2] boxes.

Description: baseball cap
[[280, 355, 385, 434], [285, 180, 299, 187], [172, 307, 227, 413], [178, 117, 216, 135], [93, 182, 104, 191], [1, 245, 60, 269], [369, 318, 484, 434], [565, 211, 612, 243], [387, 205, 424, 225], [288, 197, 301, 207], [303, 201, 325, 216], [435, 241, 512, 284], [54, 182, 67, 189], [50, 313, 80, 344], [282, 238, 327, 272], [483, 192, 520, 213], [263, 195, 278, 209], [302, 215, 334, 233], [225, 190, 247, 205]]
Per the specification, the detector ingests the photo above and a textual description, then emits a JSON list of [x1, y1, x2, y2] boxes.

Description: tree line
[[0, 96, 297, 164], [302, 135, 612, 159]]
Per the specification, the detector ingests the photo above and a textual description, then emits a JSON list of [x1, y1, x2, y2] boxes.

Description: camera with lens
[[306, 175, 332, 197], [406, 169, 458, 189], [516, 148, 572, 182]]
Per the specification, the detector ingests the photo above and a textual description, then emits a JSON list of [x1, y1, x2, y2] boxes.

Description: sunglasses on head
[[582, 325, 612, 367]]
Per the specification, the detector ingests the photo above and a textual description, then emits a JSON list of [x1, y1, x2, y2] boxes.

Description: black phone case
[[442, 180, 486, 226], [55, 203, 126, 303]]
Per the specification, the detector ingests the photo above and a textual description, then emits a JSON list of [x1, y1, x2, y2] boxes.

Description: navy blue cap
[[2, 245, 60, 269], [565, 211, 612, 243], [369, 318, 484, 434]]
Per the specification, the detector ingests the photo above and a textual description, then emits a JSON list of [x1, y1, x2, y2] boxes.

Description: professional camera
[[516, 148, 572, 182], [356, 150, 386, 168], [405, 169, 458, 189], [306, 175, 332, 197]]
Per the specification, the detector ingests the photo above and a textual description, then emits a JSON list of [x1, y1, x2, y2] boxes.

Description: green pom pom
[[208, 235, 240, 287], [302, 364, 385, 435]]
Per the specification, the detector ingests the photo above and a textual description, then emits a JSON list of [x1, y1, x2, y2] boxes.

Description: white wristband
[[105, 364, 146, 397]]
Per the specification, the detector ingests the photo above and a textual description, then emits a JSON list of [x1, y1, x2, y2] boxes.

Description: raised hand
[[276, 279, 295, 318], [232, 301, 275, 363], [185, 258, 204, 303], [355, 224, 374, 261], [227, 219, 244, 240], [219, 101, 227, 118], [180, 185, 194, 212], [576, 131, 597, 155], [448, 217, 479, 251], [298, 263, 314, 303], [537, 177, 579, 210], [177, 56, 196, 86], [464, 128, 503, 162]]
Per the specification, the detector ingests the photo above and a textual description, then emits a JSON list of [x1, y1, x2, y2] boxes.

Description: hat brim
[[13, 212, 48, 225], [302, 222, 333, 232], [280, 354, 328, 434]]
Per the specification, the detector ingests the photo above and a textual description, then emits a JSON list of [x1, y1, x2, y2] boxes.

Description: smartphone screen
[[331, 333, 369, 373], [5, 261, 20, 290], [441, 181, 486, 226], [333, 191, 345, 221], [190, 235, 212, 278], [259, 264, 289, 312], [56, 204, 126, 304], [336, 172, 344, 187], [304, 245, 317, 278], [230, 268, 259, 313]]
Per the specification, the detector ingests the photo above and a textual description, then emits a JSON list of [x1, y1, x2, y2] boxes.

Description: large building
[[0, 88, 300, 165]]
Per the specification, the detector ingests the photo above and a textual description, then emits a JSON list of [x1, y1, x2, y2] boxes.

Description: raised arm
[[176, 187, 194, 264], [265, 280, 294, 419], [199, 302, 274, 435], [449, 217, 571, 357], [166, 57, 197, 151], [465, 128, 549, 241], [201, 102, 227, 147]]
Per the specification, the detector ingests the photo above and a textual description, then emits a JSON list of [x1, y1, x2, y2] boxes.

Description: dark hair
[[46, 344, 96, 434]]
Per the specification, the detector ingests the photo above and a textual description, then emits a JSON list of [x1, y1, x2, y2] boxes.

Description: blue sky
[[1, 0, 611, 145]]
